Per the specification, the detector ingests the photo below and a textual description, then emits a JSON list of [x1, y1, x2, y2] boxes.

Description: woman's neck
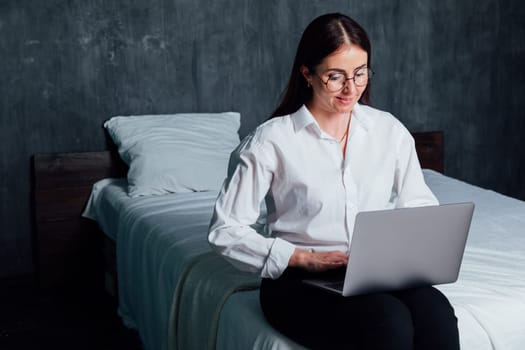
[[306, 104, 352, 139]]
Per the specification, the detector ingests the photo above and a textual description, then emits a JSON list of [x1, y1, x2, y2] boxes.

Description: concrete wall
[[1, 0, 523, 277]]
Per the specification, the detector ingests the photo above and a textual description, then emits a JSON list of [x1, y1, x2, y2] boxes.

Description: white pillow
[[104, 112, 241, 197]]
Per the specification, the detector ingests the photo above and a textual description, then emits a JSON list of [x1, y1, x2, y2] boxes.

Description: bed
[[33, 113, 525, 350]]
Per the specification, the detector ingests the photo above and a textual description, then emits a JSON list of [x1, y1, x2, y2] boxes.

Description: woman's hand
[[288, 248, 348, 272]]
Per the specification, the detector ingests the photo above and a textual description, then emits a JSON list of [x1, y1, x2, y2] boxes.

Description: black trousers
[[260, 268, 460, 350]]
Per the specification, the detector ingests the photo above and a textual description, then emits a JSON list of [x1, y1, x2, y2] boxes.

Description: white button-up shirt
[[208, 104, 438, 279]]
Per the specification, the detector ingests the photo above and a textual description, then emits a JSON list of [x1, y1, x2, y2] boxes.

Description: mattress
[[83, 169, 525, 350]]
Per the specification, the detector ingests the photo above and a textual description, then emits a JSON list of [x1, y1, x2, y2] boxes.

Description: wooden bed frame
[[32, 131, 443, 290]]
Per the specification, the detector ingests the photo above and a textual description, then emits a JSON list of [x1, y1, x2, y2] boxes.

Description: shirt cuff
[[261, 238, 296, 279]]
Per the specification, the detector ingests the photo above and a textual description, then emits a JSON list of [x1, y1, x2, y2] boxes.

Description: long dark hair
[[271, 13, 372, 118]]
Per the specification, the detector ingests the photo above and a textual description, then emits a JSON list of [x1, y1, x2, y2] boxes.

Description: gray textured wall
[[1, 0, 524, 278]]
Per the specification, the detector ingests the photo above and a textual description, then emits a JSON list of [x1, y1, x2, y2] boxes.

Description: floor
[[0, 275, 143, 350]]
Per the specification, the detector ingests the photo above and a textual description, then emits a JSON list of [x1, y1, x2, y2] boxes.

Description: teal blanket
[[170, 252, 261, 350]]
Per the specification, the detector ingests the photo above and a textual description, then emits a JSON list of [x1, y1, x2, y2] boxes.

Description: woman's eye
[[355, 68, 368, 77], [328, 74, 344, 81]]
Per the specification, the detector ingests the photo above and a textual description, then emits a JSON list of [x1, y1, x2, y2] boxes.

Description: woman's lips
[[336, 96, 353, 105]]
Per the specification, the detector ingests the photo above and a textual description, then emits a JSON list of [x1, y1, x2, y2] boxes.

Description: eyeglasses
[[318, 67, 373, 92]]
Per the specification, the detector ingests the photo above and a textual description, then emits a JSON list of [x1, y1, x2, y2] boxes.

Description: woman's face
[[302, 43, 368, 116]]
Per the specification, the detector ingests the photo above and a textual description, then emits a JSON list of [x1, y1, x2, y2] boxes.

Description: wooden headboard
[[411, 131, 444, 173], [32, 151, 127, 288], [32, 131, 444, 288]]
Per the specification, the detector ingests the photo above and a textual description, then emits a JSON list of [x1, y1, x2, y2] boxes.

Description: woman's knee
[[395, 287, 459, 349], [378, 296, 414, 338], [350, 294, 414, 349], [397, 286, 457, 323]]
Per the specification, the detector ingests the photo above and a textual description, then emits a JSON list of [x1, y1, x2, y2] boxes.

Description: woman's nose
[[342, 79, 357, 94]]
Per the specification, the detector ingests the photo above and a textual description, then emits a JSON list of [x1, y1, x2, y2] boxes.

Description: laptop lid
[[304, 202, 475, 297]]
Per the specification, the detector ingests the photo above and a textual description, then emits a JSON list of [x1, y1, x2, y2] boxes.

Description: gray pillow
[[104, 112, 241, 197]]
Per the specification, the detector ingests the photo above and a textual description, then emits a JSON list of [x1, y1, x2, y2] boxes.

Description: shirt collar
[[351, 103, 373, 132], [292, 105, 318, 133], [292, 103, 373, 135]]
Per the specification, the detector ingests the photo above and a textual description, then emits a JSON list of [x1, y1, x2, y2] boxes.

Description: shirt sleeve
[[393, 129, 439, 208], [208, 134, 296, 279]]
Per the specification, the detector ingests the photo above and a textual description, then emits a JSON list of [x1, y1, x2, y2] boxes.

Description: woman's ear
[[300, 65, 313, 87]]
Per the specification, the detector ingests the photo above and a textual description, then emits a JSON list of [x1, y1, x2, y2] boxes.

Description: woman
[[208, 13, 459, 349]]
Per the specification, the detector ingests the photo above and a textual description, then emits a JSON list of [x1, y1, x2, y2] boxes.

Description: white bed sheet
[[84, 182, 221, 350], [426, 170, 525, 349], [83, 169, 525, 350]]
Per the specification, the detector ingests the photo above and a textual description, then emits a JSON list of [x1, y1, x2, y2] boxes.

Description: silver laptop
[[303, 202, 475, 297]]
